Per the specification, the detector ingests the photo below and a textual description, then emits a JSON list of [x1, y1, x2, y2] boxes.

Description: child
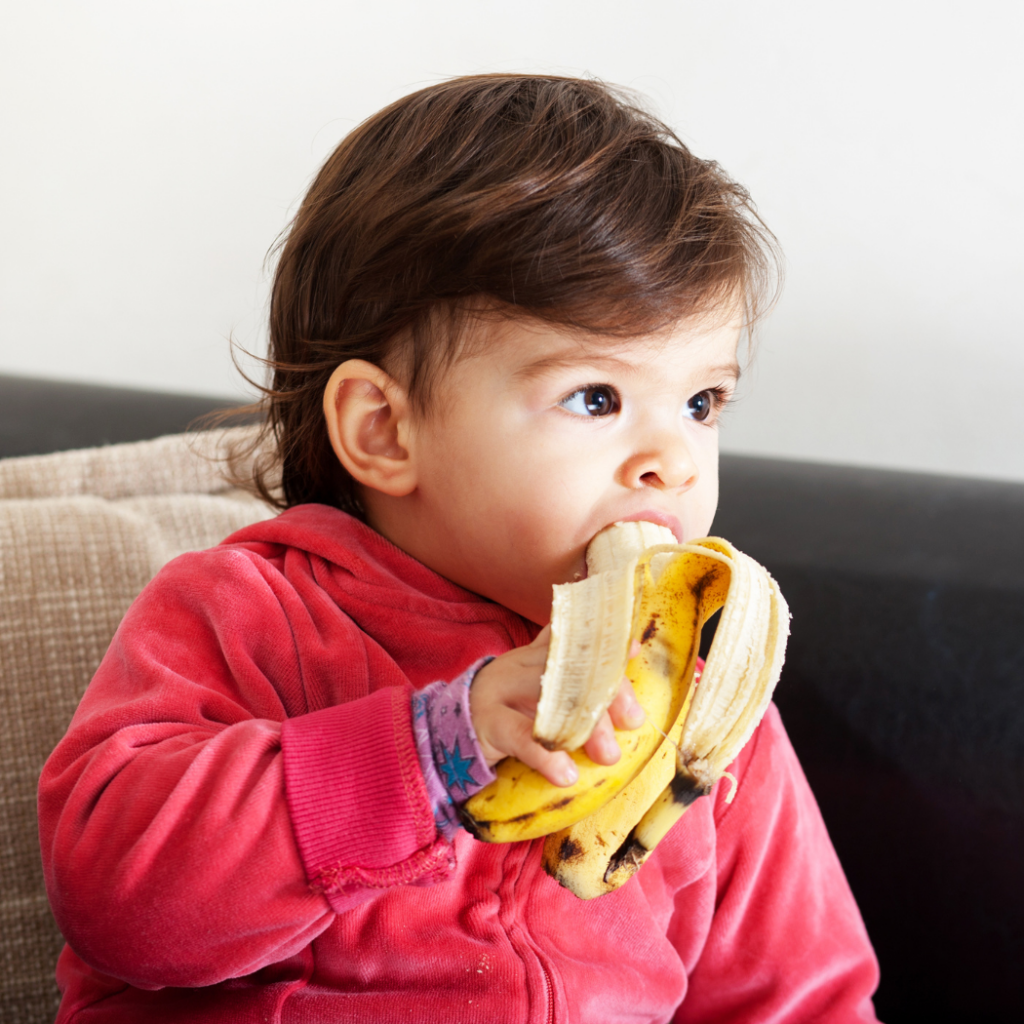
[[39, 75, 881, 1022]]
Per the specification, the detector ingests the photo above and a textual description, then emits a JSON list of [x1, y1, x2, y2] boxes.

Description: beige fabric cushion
[[0, 429, 276, 1024]]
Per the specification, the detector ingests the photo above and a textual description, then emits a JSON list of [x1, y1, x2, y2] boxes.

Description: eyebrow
[[509, 351, 636, 383], [510, 351, 742, 385], [704, 362, 743, 383]]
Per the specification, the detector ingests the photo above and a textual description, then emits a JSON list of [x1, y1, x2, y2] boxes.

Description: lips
[[577, 511, 684, 581], [615, 510, 684, 544], [573, 509, 684, 581]]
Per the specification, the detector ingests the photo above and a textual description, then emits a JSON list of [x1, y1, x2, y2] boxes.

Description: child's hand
[[469, 627, 646, 787]]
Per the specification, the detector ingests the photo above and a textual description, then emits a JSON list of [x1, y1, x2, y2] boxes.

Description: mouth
[[576, 510, 684, 581], [616, 510, 684, 544], [573, 554, 590, 582]]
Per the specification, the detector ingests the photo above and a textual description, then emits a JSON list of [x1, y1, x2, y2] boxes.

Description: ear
[[322, 360, 417, 497]]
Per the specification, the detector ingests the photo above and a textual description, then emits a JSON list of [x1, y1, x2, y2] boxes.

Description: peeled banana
[[460, 523, 678, 844], [533, 520, 682, 751], [460, 522, 789, 899], [545, 536, 789, 899]]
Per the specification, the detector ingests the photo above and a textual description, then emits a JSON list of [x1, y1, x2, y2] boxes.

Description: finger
[[497, 707, 579, 787], [519, 623, 553, 668], [583, 711, 622, 765], [628, 638, 642, 660], [472, 644, 546, 712], [491, 625, 550, 679], [531, 623, 552, 649], [606, 675, 645, 730], [492, 662, 548, 713]]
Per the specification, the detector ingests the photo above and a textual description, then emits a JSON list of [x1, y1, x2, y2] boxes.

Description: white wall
[[2, 1, 1022, 480]]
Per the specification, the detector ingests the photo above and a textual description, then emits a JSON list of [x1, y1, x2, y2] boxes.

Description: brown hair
[[230, 73, 780, 513]]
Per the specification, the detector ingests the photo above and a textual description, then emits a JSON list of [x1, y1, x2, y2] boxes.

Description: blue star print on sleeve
[[437, 737, 480, 795]]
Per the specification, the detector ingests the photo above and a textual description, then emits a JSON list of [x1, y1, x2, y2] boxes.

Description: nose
[[619, 429, 699, 492]]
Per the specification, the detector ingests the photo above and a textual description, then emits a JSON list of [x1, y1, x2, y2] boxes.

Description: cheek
[[469, 431, 597, 553], [689, 433, 721, 537], [420, 416, 547, 518], [693, 480, 719, 537], [479, 441, 578, 532]]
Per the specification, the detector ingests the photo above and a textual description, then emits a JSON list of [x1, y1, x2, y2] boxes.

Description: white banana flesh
[[532, 521, 676, 751], [585, 521, 677, 576]]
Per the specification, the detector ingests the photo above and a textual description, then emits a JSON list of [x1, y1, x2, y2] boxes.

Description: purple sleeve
[[411, 657, 497, 838]]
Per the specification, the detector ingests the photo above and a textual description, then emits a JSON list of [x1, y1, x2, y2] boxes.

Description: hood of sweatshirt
[[220, 502, 540, 688]]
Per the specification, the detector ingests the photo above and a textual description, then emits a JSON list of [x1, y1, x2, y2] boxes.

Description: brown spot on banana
[[601, 771, 706, 890], [558, 837, 584, 862], [669, 769, 708, 806], [603, 837, 650, 886], [641, 614, 660, 643]]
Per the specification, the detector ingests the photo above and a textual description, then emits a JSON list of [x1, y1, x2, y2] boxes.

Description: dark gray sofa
[[2, 372, 1021, 1023], [714, 457, 1024, 1024]]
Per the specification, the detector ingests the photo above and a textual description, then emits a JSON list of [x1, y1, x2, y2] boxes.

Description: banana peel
[[460, 523, 789, 899]]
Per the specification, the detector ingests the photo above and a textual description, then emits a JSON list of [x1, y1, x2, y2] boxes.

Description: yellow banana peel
[[460, 523, 789, 899]]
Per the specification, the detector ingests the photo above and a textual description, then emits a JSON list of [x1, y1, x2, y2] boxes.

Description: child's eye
[[560, 385, 620, 417], [685, 389, 725, 423]]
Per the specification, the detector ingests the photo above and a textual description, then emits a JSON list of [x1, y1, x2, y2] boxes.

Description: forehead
[[458, 314, 742, 385]]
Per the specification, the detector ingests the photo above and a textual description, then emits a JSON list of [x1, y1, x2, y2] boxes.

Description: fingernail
[[625, 700, 645, 728], [559, 762, 579, 786], [600, 734, 621, 763]]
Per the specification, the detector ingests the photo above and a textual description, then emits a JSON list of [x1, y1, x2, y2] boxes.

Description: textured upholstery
[[0, 429, 275, 1024]]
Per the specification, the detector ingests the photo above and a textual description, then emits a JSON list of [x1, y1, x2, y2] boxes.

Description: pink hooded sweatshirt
[[39, 505, 880, 1022]]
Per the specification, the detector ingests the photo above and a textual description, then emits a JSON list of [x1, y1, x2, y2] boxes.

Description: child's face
[[369, 312, 741, 626]]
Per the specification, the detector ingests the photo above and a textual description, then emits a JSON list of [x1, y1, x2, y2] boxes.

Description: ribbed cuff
[[281, 686, 443, 893]]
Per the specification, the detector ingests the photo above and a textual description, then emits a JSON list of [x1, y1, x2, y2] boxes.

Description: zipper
[[538, 951, 556, 1024], [502, 841, 557, 1024]]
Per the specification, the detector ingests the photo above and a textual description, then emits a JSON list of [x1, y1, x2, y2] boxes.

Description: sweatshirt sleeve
[[672, 705, 881, 1024], [38, 545, 449, 991]]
